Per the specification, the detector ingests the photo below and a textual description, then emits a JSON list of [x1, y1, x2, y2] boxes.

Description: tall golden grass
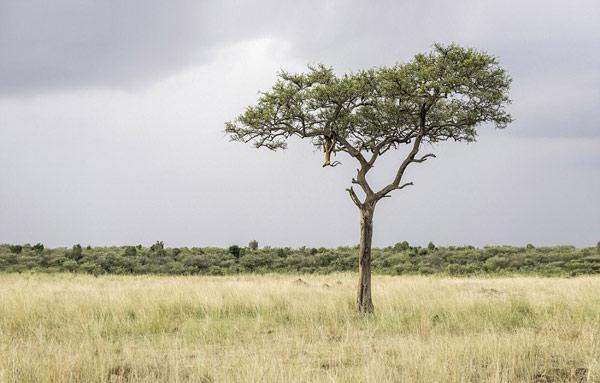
[[0, 273, 598, 382]]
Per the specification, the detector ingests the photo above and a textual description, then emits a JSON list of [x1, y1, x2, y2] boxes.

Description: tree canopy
[[226, 43, 511, 206]]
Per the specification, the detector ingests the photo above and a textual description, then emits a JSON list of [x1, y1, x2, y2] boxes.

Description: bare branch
[[374, 106, 427, 200], [323, 160, 342, 167], [396, 182, 414, 190], [412, 153, 436, 163], [355, 165, 375, 198], [346, 187, 362, 207], [379, 182, 413, 198], [375, 132, 423, 199]]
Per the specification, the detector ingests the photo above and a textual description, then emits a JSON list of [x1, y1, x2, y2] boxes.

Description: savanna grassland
[[0, 274, 599, 382]]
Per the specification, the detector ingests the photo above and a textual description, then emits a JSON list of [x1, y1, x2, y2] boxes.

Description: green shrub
[[228, 245, 241, 258], [124, 246, 137, 257], [62, 259, 78, 272], [418, 266, 436, 275], [0, 243, 597, 276], [71, 244, 83, 261], [150, 241, 164, 251], [32, 243, 44, 253], [9, 245, 22, 254], [447, 264, 465, 275], [393, 241, 410, 251], [485, 255, 510, 272]]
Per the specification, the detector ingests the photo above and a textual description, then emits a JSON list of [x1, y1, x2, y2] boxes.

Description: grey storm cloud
[[2, 1, 600, 137], [0, 0, 338, 95]]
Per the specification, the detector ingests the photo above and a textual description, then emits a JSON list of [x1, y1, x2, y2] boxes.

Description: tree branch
[[412, 153, 436, 163], [346, 186, 362, 207], [334, 134, 368, 167], [379, 182, 413, 198], [374, 106, 427, 200]]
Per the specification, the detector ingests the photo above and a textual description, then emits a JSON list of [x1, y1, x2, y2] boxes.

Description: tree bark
[[357, 204, 375, 313]]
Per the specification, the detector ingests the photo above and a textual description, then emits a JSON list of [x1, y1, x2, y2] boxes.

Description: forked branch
[[346, 186, 362, 207], [380, 182, 414, 198]]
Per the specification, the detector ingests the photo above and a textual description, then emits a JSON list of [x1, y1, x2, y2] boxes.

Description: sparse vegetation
[[0, 273, 598, 382], [1, 243, 598, 277]]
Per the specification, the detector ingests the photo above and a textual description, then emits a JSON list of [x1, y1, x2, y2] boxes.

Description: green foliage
[[228, 245, 241, 259], [71, 244, 83, 261], [32, 243, 44, 253], [0, 243, 598, 276], [150, 241, 166, 257], [427, 242, 436, 251], [485, 256, 508, 272], [9, 245, 22, 254], [124, 246, 137, 257], [394, 241, 410, 251], [226, 43, 511, 160], [150, 241, 164, 252]]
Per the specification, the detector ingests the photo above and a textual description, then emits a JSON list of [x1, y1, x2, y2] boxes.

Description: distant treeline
[[1, 241, 600, 276]]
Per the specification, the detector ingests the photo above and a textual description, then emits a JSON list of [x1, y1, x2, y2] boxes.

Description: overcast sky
[[1, 0, 599, 248]]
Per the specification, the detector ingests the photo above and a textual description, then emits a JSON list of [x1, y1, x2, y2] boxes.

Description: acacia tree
[[226, 44, 511, 313]]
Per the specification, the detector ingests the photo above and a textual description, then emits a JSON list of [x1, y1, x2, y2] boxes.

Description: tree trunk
[[357, 205, 375, 313]]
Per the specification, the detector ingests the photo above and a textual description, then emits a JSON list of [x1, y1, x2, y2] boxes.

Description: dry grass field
[[0, 273, 598, 382]]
